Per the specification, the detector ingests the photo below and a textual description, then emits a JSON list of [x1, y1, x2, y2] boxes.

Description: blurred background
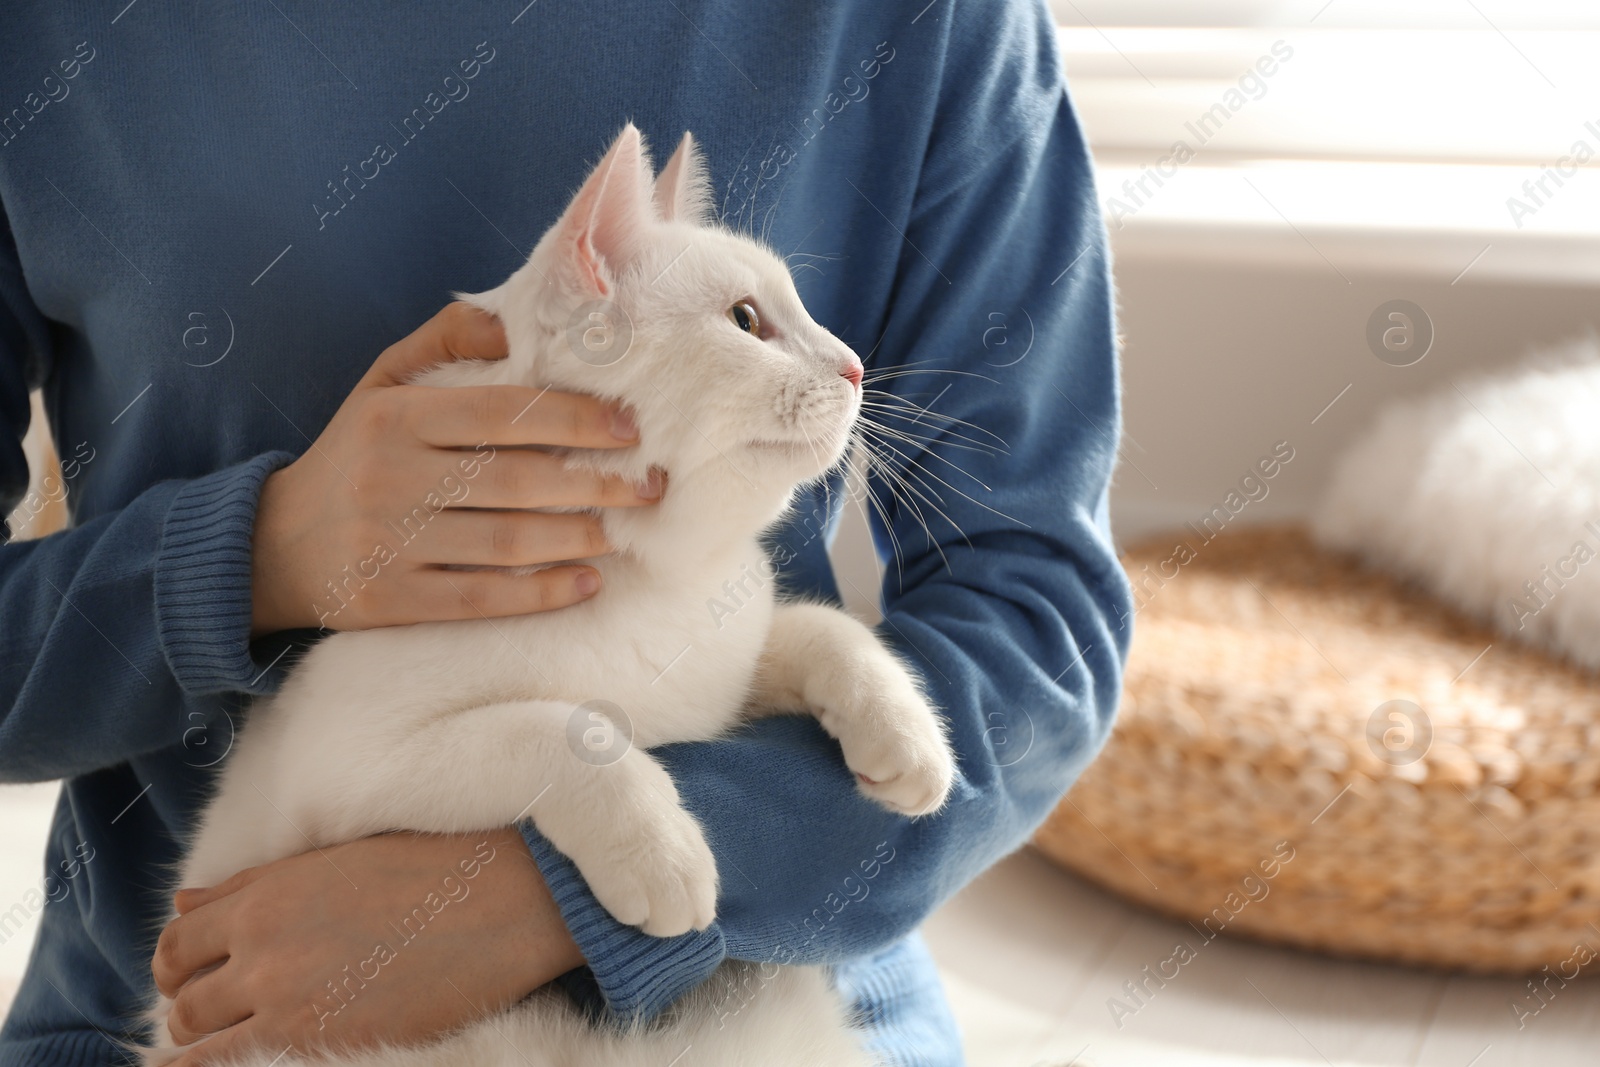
[[830, 2, 1600, 1065], [6, 2, 1600, 1064]]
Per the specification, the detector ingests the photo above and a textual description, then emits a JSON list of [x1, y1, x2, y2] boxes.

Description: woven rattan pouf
[[1033, 524, 1600, 974]]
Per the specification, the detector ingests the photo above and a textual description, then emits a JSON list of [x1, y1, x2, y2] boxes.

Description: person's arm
[[0, 202, 299, 782], [0, 271, 652, 784], [519, 0, 1134, 1019]]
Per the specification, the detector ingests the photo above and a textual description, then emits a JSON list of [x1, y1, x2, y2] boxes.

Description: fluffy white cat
[[141, 124, 956, 1066]]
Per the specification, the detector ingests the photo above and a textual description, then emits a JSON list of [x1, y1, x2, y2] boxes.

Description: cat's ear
[[553, 123, 656, 299], [654, 131, 716, 226]]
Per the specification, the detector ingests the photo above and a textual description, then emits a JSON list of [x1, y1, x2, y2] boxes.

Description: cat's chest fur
[[302, 546, 775, 749]]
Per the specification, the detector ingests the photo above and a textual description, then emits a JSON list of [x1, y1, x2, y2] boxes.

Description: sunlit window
[[1053, 0, 1600, 240]]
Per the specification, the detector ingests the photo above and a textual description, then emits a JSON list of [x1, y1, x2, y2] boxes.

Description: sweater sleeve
[[520, 0, 1134, 1020], [0, 202, 299, 783]]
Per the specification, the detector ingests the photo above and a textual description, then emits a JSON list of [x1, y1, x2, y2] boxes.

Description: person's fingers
[[166, 964, 253, 1047], [419, 512, 611, 568], [153, 906, 236, 998], [169, 1019, 275, 1067], [173, 864, 270, 915], [362, 302, 507, 388], [402, 385, 640, 449], [461, 451, 662, 510], [413, 565, 602, 621]]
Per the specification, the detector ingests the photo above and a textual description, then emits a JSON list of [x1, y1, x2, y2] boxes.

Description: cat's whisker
[[858, 421, 1003, 460], [784, 250, 842, 265], [859, 423, 999, 468], [857, 396, 997, 444], [861, 368, 1002, 391], [857, 438, 966, 572], [759, 189, 787, 248], [855, 435, 942, 530], [856, 403, 1007, 456], [854, 424, 1027, 530], [859, 391, 1011, 450], [859, 424, 1003, 461], [862, 356, 954, 373], [851, 435, 934, 579], [856, 418, 999, 488], [885, 480, 953, 573], [782, 241, 839, 280], [853, 435, 947, 575], [892, 475, 973, 558], [856, 433, 974, 545], [849, 438, 910, 592], [717, 133, 760, 223], [862, 442, 950, 513], [861, 361, 1001, 386], [858, 424, 995, 502], [858, 443, 972, 577]]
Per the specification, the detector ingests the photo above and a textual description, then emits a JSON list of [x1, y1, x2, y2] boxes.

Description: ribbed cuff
[[153, 451, 297, 696], [518, 821, 726, 1021], [0, 1028, 122, 1067]]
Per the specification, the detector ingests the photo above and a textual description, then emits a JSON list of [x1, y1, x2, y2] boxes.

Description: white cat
[[140, 124, 956, 1066]]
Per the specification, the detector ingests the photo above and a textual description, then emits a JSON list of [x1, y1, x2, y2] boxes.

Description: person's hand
[[251, 301, 661, 634], [152, 827, 583, 1065]]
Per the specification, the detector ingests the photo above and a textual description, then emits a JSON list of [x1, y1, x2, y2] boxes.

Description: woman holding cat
[[0, 1, 1132, 1064]]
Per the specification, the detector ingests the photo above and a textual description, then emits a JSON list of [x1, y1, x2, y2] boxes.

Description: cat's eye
[[727, 301, 761, 336]]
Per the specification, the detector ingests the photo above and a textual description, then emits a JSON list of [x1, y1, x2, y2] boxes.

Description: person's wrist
[[249, 465, 308, 635], [481, 825, 586, 998]]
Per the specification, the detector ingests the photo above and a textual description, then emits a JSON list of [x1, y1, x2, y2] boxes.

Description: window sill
[[1095, 157, 1600, 284]]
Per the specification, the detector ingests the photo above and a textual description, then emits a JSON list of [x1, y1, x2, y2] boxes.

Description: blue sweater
[[0, 3, 1131, 1065]]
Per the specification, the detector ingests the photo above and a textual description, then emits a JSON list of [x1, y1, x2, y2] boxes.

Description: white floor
[[923, 850, 1598, 1067], [3, 780, 1596, 1065], [0, 782, 63, 1014]]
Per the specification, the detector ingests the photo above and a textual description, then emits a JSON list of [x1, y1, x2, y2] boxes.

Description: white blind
[[1049, 1, 1600, 30], [1053, 1, 1600, 165]]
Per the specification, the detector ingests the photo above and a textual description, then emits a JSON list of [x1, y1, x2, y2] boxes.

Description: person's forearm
[[155, 826, 587, 1063], [0, 452, 296, 782]]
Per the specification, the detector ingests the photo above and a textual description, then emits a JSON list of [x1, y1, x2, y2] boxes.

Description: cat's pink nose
[[841, 358, 863, 389]]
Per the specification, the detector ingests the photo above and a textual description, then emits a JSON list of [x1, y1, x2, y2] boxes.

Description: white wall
[[1108, 256, 1599, 546]]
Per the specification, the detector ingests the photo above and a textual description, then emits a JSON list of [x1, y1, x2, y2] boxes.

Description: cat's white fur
[[1312, 336, 1600, 670], [140, 125, 956, 1066]]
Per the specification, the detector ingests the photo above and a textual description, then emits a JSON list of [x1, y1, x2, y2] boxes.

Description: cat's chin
[[744, 436, 848, 476]]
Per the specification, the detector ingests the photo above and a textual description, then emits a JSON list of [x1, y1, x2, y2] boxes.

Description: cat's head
[[463, 124, 863, 542]]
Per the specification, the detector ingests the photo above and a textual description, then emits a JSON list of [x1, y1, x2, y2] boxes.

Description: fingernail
[[638, 468, 665, 500], [609, 407, 638, 440], [575, 570, 600, 597]]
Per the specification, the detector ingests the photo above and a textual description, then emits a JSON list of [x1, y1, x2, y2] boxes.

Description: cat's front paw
[[584, 804, 719, 937], [555, 760, 719, 937], [830, 678, 956, 818]]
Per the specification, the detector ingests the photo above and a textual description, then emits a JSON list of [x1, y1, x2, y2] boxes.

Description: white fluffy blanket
[[1312, 337, 1600, 671]]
